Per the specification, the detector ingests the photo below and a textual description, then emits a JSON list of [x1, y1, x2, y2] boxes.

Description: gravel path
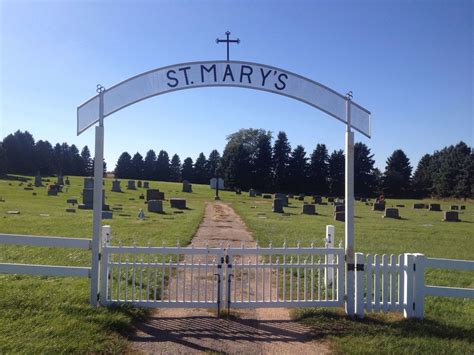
[[129, 202, 331, 354]]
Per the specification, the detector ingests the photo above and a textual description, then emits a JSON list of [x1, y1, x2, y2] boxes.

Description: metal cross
[[216, 31, 240, 61]]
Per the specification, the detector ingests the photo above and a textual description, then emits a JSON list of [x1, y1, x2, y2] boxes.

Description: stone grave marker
[[396, 204, 405, 208], [67, 198, 78, 205], [373, 202, 385, 211], [147, 189, 164, 201], [182, 180, 192, 193], [66, 208, 76, 213], [7, 210, 20, 214], [274, 193, 288, 206], [334, 211, 345, 221], [170, 198, 186, 209], [138, 209, 145, 220], [450, 205, 459, 210], [48, 185, 59, 196], [34, 172, 42, 187], [302, 204, 316, 215], [235, 189, 241, 195], [288, 194, 295, 199], [148, 200, 163, 213], [328, 197, 335, 203], [127, 180, 136, 190], [24, 187, 33, 191], [79, 189, 109, 210], [255, 191, 262, 197], [143, 181, 149, 189], [102, 211, 113, 219], [443, 211, 460, 222], [413, 203, 425, 209], [248, 189, 256, 197], [65, 177, 70, 185], [272, 198, 284, 213], [428, 203, 441, 211], [460, 205, 466, 210], [57, 174, 64, 185], [139, 194, 145, 200], [263, 194, 272, 199], [137, 180, 142, 188], [84, 177, 94, 189], [111, 180, 122, 192], [298, 193, 305, 201], [384, 208, 400, 219], [313, 195, 322, 204], [334, 205, 345, 215]]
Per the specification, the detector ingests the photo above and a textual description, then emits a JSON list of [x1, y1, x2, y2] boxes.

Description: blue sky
[[1, 0, 472, 171]]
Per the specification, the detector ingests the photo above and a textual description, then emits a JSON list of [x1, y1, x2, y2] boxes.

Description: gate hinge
[[347, 263, 364, 271]]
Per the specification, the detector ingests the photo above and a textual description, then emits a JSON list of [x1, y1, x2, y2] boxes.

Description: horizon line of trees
[[1, 129, 472, 199]]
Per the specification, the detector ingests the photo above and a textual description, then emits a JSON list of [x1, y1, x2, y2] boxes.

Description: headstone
[[396, 204, 405, 208], [138, 209, 145, 220], [57, 174, 64, 185], [137, 180, 142, 188], [248, 189, 256, 197], [460, 205, 466, 210], [383, 208, 400, 219], [235, 189, 241, 195], [288, 194, 294, 199], [274, 193, 288, 207], [334, 211, 345, 222], [210, 177, 225, 189], [148, 200, 163, 213], [170, 198, 186, 209], [47, 186, 58, 196], [67, 198, 78, 205], [428, 203, 441, 211], [147, 189, 164, 201], [66, 208, 76, 213], [373, 202, 385, 211], [302, 204, 316, 215], [65, 177, 70, 185], [263, 194, 272, 199], [127, 180, 136, 190], [7, 210, 20, 215], [24, 187, 33, 191], [298, 194, 305, 201], [78, 189, 109, 210], [255, 191, 262, 197], [111, 179, 122, 192], [182, 180, 192, 193], [443, 211, 460, 222], [139, 193, 145, 200], [84, 177, 94, 189], [413, 203, 425, 209], [102, 211, 113, 219], [34, 172, 42, 187], [273, 198, 284, 213], [143, 181, 149, 189], [334, 205, 345, 214], [450, 205, 459, 210], [328, 197, 335, 203], [313, 196, 322, 204]]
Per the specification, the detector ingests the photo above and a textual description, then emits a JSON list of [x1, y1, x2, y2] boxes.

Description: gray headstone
[[147, 189, 164, 201], [127, 180, 136, 190], [139, 194, 145, 200], [460, 205, 466, 210], [102, 211, 113, 219], [273, 198, 284, 213], [373, 202, 385, 211], [84, 177, 94, 189], [428, 203, 441, 211], [302, 204, 316, 215], [57, 174, 64, 186], [288, 194, 295, 199], [67, 198, 78, 205], [274, 193, 288, 206], [65, 208, 76, 213], [143, 181, 149, 189], [384, 208, 400, 219], [248, 189, 256, 197], [137, 181, 142, 188], [170, 198, 186, 209], [148, 200, 163, 213], [34, 172, 42, 187], [263, 194, 272, 199], [327, 197, 335, 203], [298, 194, 305, 201], [334, 211, 345, 222], [255, 191, 262, 197], [334, 205, 345, 214], [79, 189, 108, 210], [413, 203, 425, 209], [443, 211, 460, 222], [65, 177, 70, 185], [313, 196, 322, 204], [111, 180, 122, 192], [450, 205, 459, 210], [182, 180, 192, 193]]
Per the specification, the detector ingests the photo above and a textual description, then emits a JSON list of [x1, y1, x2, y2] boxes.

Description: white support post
[[403, 253, 414, 318], [100, 225, 111, 305], [325, 225, 335, 287], [355, 252, 365, 318], [413, 253, 425, 319], [345, 96, 355, 317], [90, 90, 105, 306]]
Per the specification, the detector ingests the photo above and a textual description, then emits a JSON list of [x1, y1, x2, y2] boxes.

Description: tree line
[[1, 129, 472, 198]]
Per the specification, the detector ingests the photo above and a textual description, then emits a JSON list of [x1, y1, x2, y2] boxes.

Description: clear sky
[[1, 0, 472, 171]]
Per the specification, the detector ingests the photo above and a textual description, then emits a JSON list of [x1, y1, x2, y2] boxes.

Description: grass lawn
[[1, 177, 473, 353]]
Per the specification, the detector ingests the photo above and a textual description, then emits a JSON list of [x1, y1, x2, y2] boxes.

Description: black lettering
[[222, 64, 235, 82], [178, 66, 191, 85], [166, 70, 179, 88], [275, 73, 288, 90], [260, 68, 272, 86], [239, 65, 253, 84], [200, 64, 217, 83]]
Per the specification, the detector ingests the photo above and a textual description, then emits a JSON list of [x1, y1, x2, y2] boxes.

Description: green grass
[[1, 178, 473, 353]]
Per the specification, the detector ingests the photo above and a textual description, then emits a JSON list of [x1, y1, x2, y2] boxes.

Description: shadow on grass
[[294, 308, 474, 343]]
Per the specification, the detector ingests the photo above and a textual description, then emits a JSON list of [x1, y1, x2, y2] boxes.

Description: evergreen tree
[[194, 152, 208, 184], [0, 143, 7, 176], [2, 130, 35, 174], [181, 157, 194, 181], [308, 144, 329, 195], [155, 150, 170, 181], [328, 150, 345, 197], [224, 143, 252, 190], [169, 154, 182, 182], [412, 154, 433, 198], [33, 140, 54, 175], [383, 149, 412, 197], [273, 131, 291, 192], [288, 145, 308, 193], [131, 152, 144, 179], [206, 149, 221, 180], [69, 144, 84, 175], [354, 142, 376, 197], [144, 150, 157, 180], [253, 132, 273, 191], [52, 143, 62, 174], [81, 146, 93, 176], [115, 152, 132, 178]]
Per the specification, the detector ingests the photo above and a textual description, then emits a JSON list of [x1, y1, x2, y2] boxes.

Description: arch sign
[[77, 60, 370, 137], [77, 57, 371, 317]]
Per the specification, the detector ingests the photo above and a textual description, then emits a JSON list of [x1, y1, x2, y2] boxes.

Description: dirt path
[[129, 202, 331, 354]]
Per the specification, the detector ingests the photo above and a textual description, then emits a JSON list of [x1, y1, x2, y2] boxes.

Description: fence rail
[[0, 233, 91, 249]]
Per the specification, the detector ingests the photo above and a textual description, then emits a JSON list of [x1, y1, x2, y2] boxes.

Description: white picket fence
[[355, 252, 474, 319]]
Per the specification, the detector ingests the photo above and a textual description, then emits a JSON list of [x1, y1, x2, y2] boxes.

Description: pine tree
[[273, 131, 291, 192], [253, 132, 273, 191], [354, 142, 376, 197], [169, 154, 182, 182], [2, 130, 35, 174], [155, 150, 170, 181], [308, 144, 329, 195], [412, 154, 433, 198], [383, 149, 412, 198], [115, 152, 132, 178], [69, 144, 84, 176], [328, 150, 345, 197], [288, 145, 308, 193], [34, 140, 54, 175], [181, 157, 194, 181], [194, 152, 208, 184], [81, 146, 93, 176], [144, 150, 157, 180], [0, 143, 7, 176], [224, 143, 252, 190], [131, 152, 144, 179], [206, 149, 221, 180]]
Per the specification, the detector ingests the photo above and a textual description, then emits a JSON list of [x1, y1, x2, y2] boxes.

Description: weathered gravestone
[[143, 181, 149, 189], [450, 205, 459, 210], [334, 205, 345, 215], [429, 203, 441, 211], [148, 200, 163, 213], [298, 193, 305, 201], [460, 205, 466, 210], [210, 177, 225, 189], [65, 208, 76, 213], [170, 198, 186, 209], [34, 172, 42, 187], [413, 203, 425, 209], [443, 211, 460, 222], [328, 197, 335, 203], [102, 211, 113, 219], [263, 194, 272, 199], [137, 181, 142, 188], [127, 180, 136, 190], [274, 193, 288, 206], [67, 198, 78, 205], [384, 208, 400, 219], [182, 180, 192, 193], [111, 179, 122, 192], [313, 196, 322, 204], [84, 177, 94, 189], [302, 204, 316, 215], [255, 191, 262, 197], [248, 189, 256, 197], [288, 194, 294, 199], [396, 204, 405, 208], [57, 174, 64, 185], [47, 184, 60, 196], [147, 189, 164, 201], [79, 189, 109, 210], [273, 198, 284, 213], [373, 202, 385, 211], [65, 177, 70, 185], [139, 194, 145, 200], [334, 211, 345, 222]]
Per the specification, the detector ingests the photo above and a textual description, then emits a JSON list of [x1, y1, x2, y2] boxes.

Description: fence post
[[325, 225, 335, 287], [403, 253, 414, 318], [413, 253, 425, 319], [355, 252, 365, 318], [99, 225, 111, 306]]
